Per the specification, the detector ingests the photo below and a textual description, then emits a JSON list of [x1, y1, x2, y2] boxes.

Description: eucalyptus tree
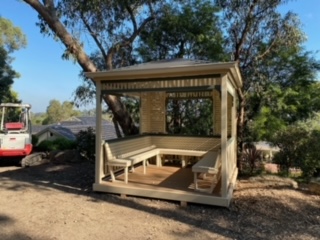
[[42, 99, 80, 124], [215, 0, 312, 145], [245, 34, 320, 141], [136, 0, 225, 61], [0, 17, 27, 53], [0, 17, 27, 104], [22, 0, 164, 136]]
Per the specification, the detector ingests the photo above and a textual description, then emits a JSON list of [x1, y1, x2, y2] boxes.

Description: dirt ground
[[0, 157, 319, 240]]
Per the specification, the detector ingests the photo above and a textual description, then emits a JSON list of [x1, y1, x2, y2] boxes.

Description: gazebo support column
[[95, 81, 103, 184], [221, 74, 228, 198]]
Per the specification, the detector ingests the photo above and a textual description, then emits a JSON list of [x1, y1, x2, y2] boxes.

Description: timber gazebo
[[85, 59, 242, 207]]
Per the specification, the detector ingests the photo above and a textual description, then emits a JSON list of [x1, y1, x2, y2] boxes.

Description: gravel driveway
[[0, 159, 319, 240]]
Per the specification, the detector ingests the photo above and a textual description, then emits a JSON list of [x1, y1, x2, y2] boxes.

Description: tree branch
[[234, 0, 259, 61], [80, 12, 108, 62], [127, 16, 154, 44], [23, 0, 97, 73], [256, 33, 279, 60], [125, 4, 137, 33]]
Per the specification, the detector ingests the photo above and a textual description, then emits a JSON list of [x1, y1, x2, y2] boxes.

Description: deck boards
[[103, 163, 221, 196]]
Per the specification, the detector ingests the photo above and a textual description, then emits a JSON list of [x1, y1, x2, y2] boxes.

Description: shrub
[[31, 134, 39, 146], [273, 125, 308, 175], [241, 143, 263, 175], [75, 127, 95, 162], [273, 125, 320, 181], [37, 138, 76, 152], [301, 130, 320, 180]]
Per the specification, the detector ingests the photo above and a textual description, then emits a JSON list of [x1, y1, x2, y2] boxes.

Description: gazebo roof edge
[[85, 60, 242, 88]]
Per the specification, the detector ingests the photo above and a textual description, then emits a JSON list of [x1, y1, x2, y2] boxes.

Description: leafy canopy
[[0, 17, 27, 104], [137, 0, 225, 61], [42, 99, 81, 124]]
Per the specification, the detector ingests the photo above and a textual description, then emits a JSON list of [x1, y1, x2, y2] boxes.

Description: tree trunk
[[23, 0, 138, 136], [112, 116, 122, 138], [107, 95, 139, 136]]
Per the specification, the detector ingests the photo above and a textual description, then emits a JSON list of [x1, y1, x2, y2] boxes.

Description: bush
[[75, 127, 95, 162], [31, 134, 39, 146], [301, 130, 320, 180], [37, 138, 76, 152], [241, 143, 263, 175], [273, 126, 308, 174], [273, 125, 320, 181]]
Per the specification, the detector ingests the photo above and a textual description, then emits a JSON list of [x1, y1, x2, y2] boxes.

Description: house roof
[[33, 116, 119, 141], [35, 125, 76, 141], [63, 123, 118, 140], [85, 59, 243, 88], [61, 116, 109, 126]]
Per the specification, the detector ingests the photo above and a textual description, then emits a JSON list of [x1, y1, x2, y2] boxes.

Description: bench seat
[[106, 145, 158, 183], [119, 145, 157, 173], [107, 159, 132, 184], [103, 136, 221, 185], [192, 151, 221, 193]]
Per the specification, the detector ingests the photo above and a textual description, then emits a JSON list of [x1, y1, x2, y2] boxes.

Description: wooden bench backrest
[[118, 145, 157, 158], [104, 135, 221, 161], [150, 136, 220, 151], [104, 136, 152, 160]]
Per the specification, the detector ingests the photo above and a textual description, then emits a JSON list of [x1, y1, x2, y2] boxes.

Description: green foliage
[[0, 46, 22, 105], [166, 98, 213, 135], [215, 0, 320, 151], [36, 138, 76, 152], [272, 122, 320, 181], [0, 17, 27, 105], [302, 130, 320, 180], [42, 99, 81, 124], [137, 0, 225, 61], [30, 112, 48, 125], [273, 125, 307, 174], [31, 134, 39, 146], [296, 112, 320, 131], [75, 127, 95, 161], [250, 106, 286, 141], [121, 97, 140, 124], [250, 82, 320, 142], [0, 17, 27, 53]]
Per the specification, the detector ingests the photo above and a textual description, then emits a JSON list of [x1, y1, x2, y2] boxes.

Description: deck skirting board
[[93, 182, 231, 207]]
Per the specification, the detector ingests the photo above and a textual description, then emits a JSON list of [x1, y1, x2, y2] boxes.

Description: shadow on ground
[[0, 160, 319, 240], [0, 214, 45, 240]]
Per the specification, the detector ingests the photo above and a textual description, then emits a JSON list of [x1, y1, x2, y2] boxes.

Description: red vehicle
[[0, 103, 33, 157]]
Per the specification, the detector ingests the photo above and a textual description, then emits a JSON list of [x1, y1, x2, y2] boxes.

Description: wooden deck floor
[[102, 163, 221, 197]]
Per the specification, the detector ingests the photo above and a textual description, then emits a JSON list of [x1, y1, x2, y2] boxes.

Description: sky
[[0, 0, 319, 113]]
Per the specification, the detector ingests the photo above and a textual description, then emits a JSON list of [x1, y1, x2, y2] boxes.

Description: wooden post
[[221, 74, 228, 197], [232, 87, 237, 167], [139, 92, 142, 134], [95, 81, 103, 184]]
